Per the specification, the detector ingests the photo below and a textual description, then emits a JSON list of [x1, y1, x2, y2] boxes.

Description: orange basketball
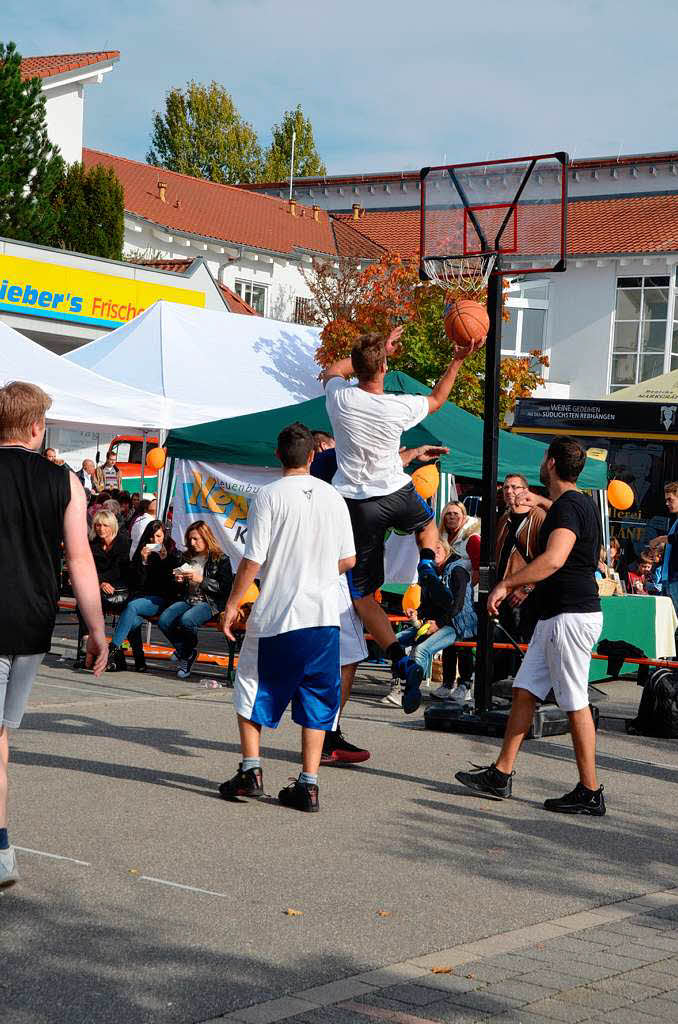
[[444, 298, 490, 348]]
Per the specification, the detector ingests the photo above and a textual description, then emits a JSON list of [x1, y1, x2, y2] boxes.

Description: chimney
[[289, 198, 297, 216], [352, 203, 361, 220], [157, 181, 167, 203], [312, 204, 320, 222]]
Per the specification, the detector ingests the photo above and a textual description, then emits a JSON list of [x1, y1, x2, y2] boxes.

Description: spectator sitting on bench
[[106, 519, 180, 673], [394, 539, 477, 708], [158, 520, 234, 679], [74, 510, 130, 669]]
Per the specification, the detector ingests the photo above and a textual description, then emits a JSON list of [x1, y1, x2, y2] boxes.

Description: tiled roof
[[330, 217, 385, 260], [83, 149, 381, 261], [336, 195, 678, 259], [131, 258, 259, 315], [20, 51, 120, 81]]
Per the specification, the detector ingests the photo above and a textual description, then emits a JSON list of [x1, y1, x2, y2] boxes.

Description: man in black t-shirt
[[456, 437, 606, 817]]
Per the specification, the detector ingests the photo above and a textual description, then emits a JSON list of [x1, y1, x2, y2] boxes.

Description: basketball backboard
[[419, 152, 568, 281]]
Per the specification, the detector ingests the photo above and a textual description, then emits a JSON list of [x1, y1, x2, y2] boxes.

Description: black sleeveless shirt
[[0, 447, 71, 654]]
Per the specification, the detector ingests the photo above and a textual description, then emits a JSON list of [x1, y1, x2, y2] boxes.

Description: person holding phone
[[106, 520, 180, 672]]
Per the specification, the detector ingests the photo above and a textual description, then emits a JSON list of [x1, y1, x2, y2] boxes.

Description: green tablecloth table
[[589, 595, 677, 681]]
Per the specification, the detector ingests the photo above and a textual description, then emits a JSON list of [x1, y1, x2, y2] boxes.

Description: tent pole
[[159, 456, 176, 525], [140, 429, 148, 494], [474, 260, 503, 715]]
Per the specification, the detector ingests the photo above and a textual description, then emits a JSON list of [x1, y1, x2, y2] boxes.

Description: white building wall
[[124, 220, 317, 322], [43, 84, 84, 163]]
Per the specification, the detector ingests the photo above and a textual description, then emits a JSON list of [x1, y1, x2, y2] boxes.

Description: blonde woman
[[74, 510, 130, 668], [439, 500, 481, 569], [158, 520, 234, 679]]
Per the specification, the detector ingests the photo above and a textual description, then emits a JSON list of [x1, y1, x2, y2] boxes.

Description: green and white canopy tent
[[166, 370, 607, 489]]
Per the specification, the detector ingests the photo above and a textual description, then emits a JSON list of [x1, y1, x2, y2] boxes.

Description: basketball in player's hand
[[444, 298, 489, 354]]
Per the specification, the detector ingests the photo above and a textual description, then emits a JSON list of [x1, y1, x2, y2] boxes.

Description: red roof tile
[[83, 149, 380, 261], [330, 217, 385, 260], [130, 258, 259, 315], [336, 196, 678, 260], [20, 51, 119, 81]]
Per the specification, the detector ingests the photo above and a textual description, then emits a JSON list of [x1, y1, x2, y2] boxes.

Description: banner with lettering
[[172, 460, 419, 584]]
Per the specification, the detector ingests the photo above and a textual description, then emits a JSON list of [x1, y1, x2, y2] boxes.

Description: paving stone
[[628, 934, 678, 953], [515, 958, 617, 981], [436, 989, 523, 1015], [230, 997, 318, 1024], [549, 950, 648, 971], [627, 891, 678, 910], [355, 963, 431, 988], [597, 1010, 673, 1024], [297, 979, 377, 1005], [381, 983, 449, 1007], [635, 995, 678, 1019], [286, 1008, 373, 1024], [535, 936, 617, 957], [346, 992, 480, 1022], [519, 997, 593, 1022], [596, 975, 671, 1001], [516, 970, 592, 992], [606, 943, 674, 963], [620, 967, 678, 989], [645, 957, 678, 976], [481, 979, 557, 1004], [555, 985, 629, 1011], [417, 973, 482, 995], [483, 1015, 561, 1024], [451, 960, 525, 984]]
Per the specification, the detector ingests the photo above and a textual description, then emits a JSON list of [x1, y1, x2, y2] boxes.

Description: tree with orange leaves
[[306, 252, 548, 423]]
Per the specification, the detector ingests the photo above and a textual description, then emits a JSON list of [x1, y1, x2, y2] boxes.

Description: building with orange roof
[[20, 51, 119, 163]]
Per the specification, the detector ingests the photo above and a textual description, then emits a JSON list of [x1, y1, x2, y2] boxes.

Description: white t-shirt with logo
[[325, 377, 429, 499], [244, 474, 355, 637]]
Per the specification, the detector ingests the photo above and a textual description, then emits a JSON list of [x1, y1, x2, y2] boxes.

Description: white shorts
[[513, 611, 603, 712], [338, 575, 368, 668]]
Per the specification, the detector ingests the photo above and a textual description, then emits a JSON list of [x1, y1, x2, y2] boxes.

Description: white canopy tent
[[66, 300, 325, 413], [0, 320, 222, 433]]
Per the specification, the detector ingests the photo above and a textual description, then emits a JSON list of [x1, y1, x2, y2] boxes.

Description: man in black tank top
[[0, 382, 108, 889]]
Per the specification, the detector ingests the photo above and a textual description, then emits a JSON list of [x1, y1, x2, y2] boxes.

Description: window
[[610, 275, 670, 391], [502, 278, 548, 363], [235, 280, 267, 315], [294, 296, 315, 325]]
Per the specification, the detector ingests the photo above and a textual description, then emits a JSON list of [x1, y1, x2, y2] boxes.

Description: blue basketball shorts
[[234, 626, 341, 730]]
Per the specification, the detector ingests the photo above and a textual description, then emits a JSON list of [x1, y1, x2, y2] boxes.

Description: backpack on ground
[[626, 667, 678, 739]]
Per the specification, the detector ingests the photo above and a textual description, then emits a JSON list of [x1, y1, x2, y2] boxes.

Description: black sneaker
[[544, 782, 606, 816], [218, 763, 264, 801], [455, 762, 514, 799], [278, 778, 319, 813], [321, 727, 370, 765]]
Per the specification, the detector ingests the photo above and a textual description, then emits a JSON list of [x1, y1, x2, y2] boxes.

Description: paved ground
[[2, 625, 677, 1024]]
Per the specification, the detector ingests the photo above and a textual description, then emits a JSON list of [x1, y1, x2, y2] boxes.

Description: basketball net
[[422, 254, 496, 298]]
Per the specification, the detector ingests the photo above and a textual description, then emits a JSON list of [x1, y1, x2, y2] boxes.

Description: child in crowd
[[395, 539, 477, 708]]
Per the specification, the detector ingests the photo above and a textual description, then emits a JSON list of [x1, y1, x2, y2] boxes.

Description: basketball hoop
[[421, 254, 496, 297]]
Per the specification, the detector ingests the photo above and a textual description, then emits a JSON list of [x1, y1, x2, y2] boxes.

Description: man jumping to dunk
[[322, 326, 476, 714]]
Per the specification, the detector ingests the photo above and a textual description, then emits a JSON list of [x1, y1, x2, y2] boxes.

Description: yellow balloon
[[146, 446, 166, 471], [412, 464, 439, 500], [402, 583, 421, 613], [239, 583, 259, 606], [607, 479, 634, 511]]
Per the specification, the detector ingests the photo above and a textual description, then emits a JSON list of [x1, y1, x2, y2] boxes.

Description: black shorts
[[345, 483, 434, 598]]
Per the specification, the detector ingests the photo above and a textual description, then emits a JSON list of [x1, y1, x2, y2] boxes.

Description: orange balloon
[[239, 583, 259, 607], [412, 464, 439, 500], [146, 446, 166, 471], [607, 479, 634, 511], [402, 583, 421, 613], [374, 589, 382, 604]]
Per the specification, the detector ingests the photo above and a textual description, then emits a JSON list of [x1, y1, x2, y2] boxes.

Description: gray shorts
[[0, 654, 44, 729]]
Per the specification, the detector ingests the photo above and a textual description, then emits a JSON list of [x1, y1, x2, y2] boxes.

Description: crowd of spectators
[[72, 471, 233, 678]]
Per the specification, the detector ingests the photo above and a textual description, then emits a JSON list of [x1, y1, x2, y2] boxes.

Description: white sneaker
[[431, 684, 453, 701], [448, 684, 473, 706], [0, 846, 19, 888], [381, 681, 403, 707]]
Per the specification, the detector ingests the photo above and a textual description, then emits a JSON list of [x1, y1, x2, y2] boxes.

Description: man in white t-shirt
[[323, 326, 478, 715], [220, 422, 356, 813]]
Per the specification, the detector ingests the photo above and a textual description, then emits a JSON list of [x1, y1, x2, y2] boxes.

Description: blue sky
[[4, 0, 677, 175]]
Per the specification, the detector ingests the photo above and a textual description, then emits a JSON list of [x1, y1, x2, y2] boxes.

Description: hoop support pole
[[474, 257, 504, 714]]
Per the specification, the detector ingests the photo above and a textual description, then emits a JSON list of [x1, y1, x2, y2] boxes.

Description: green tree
[[147, 81, 262, 184], [0, 41, 64, 245], [261, 105, 326, 181], [54, 162, 124, 260]]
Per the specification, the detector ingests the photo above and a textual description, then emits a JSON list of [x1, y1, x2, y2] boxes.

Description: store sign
[[514, 398, 678, 437], [0, 252, 205, 328]]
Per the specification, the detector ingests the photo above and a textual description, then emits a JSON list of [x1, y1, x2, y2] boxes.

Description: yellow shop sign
[[0, 252, 205, 327]]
